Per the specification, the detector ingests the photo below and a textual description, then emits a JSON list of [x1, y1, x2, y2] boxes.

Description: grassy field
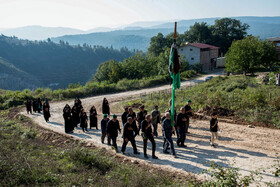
[[121, 75, 280, 128]]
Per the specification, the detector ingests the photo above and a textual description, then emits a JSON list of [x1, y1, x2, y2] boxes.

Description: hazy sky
[[1, 0, 280, 30]]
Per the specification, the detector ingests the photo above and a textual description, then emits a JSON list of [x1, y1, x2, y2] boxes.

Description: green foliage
[[201, 162, 258, 187], [185, 22, 214, 44], [181, 70, 197, 79], [225, 36, 278, 74], [0, 70, 197, 110], [122, 76, 280, 128], [211, 18, 249, 54]]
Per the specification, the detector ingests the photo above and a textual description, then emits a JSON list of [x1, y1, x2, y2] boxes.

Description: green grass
[[121, 75, 280, 128], [0, 111, 198, 187]]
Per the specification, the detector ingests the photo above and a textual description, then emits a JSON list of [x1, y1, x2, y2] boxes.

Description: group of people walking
[[25, 98, 50, 122], [63, 98, 98, 133], [25, 96, 220, 159]]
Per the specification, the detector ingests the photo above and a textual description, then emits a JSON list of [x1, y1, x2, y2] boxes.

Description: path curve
[[22, 72, 280, 185]]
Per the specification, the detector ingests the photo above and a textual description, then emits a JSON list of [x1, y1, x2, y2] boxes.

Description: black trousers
[[121, 137, 137, 153], [177, 126, 186, 145], [110, 136, 118, 151], [143, 135, 156, 156], [163, 135, 175, 155]]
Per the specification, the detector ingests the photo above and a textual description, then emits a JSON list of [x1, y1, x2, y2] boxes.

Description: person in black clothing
[[184, 99, 193, 133], [80, 108, 88, 132], [71, 106, 80, 128], [33, 99, 38, 113], [107, 114, 121, 152], [63, 104, 71, 114], [210, 112, 219, 147], [37, 98, 42, 113], [63, 108, 73, 133], [151, 105, 161, 137], [121, 107, 129, 126], [102, 98, 110, 115], [126, 107, 138, 137], [74, 99, 82, 113], [89, 106, 98, 129], [162, 112, 177, 158], [137, 105, 147, 131], [121, 117, 140, 155], [74, 97, 82, 106], [176, 107, 188, 147], [141, 115, 158, 159], [25, 99, 32, 114], [101, 114, 110, 144], [43, 102, 51, 122], [45, 98, 50, 108]]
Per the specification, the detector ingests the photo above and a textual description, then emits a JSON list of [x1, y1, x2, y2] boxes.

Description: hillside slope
[[0, 57, 41, 90], [0, 35, 133, 89]]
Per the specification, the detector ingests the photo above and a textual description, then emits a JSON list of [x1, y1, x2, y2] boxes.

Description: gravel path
[[22, 73, 280, 185]]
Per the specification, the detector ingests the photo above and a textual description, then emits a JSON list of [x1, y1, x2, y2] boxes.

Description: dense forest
[[0, 35, 133, 90]]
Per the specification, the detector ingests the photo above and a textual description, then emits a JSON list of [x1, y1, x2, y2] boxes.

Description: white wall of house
[[178, 45, 200, 65]]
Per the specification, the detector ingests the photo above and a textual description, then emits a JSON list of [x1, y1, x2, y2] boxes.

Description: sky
[[0, 0, 280, 30]]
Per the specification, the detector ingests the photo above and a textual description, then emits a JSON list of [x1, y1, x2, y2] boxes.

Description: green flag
[[169, 43, 181, 126]]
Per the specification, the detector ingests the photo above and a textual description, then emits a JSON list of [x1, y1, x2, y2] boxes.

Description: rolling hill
[[0, 35, 133, 90], [0, 57, 41, 90]]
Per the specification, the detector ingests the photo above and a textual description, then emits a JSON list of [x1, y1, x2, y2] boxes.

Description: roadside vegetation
[[0, 69, 197, 110], [122, 75, 280, 128]]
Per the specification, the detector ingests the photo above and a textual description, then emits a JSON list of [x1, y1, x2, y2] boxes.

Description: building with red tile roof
[[178, 42, 220, 72]]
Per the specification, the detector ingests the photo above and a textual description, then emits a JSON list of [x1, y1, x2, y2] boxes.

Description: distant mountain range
[[53, 16, 280, 51], [1, 16, 280, 51]]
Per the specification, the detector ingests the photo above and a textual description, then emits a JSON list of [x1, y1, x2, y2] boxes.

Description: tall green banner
[[169, 22, 181, 126]]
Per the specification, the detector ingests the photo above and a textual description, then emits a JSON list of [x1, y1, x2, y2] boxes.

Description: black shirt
[[123, 122, 136, 139], [210, 118, 218, 132], [176, 113, 188, 128], [137, 110, 147, 124], [184, 105, 192, 116], [141, 120, 152, 136], [107, 120, 120, 137], [121, 111, 129, 124]]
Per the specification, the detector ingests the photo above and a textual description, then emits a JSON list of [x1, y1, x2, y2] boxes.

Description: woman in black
[[80, 108, 88, 132], [102, 98, 110, 115], [63, 104, 71, 113], [74, 98, 82, 113], [37, 98, 43, 113], [63, 108, 73, 133], [33, 99, 38, 113], [71, 106, 80, 128], [25, 99, 32, 114], [89, 105, 98, 129], [43, 102, 51, 122]]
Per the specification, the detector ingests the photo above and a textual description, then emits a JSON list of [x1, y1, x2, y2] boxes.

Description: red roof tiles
[[188, 43, 219, 50]]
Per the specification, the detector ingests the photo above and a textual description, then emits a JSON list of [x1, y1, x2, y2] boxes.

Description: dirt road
[[22, 73, 280, 185]]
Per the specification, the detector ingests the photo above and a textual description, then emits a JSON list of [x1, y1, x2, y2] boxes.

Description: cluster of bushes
[[0, 70, 197, 110], [124, 76, 280, 128]]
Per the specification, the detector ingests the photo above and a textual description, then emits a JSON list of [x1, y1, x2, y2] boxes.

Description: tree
[[147, 33, 167, 57], [94, 60, 121, 83], [225, 36, 278, 75], [185, 22, 213, 44], [212, 18, 249, 54]]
